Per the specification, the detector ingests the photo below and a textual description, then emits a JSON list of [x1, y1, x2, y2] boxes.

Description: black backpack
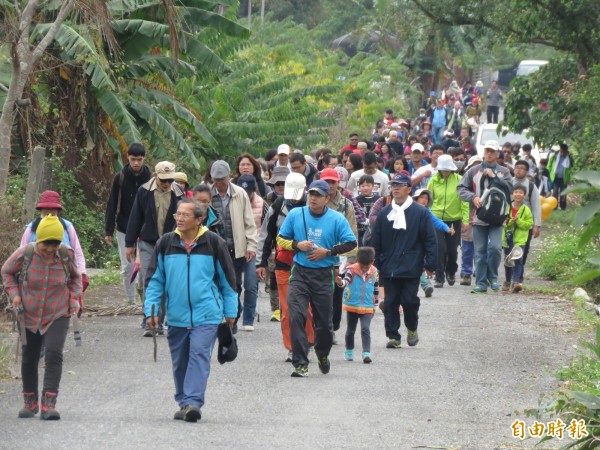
[[476, 175, 511, 226]]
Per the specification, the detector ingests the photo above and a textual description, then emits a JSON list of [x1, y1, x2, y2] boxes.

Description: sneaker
[[318, 356, 331, 374], [243, 325, 255, 332], [512, 283, 523, 293], [471, 286, 487, 294], [157, 325, 164, 336], [344, 349, 354, 361], [460, 275, 472, 286], [434, 282, 443, 288], [501, 281, 511, 292], [270, 309, 281, 322], [386, 339, 401, 349], [362, 352, 372, 364], [488, 279, 500, 291], [291, 366, 309, 377], [407, 330, 419, 347], [447, 274, 456, 286], [285, 351, 293, 362], [143, 329, 153, 337], [174, 407, 185, 420], [183, 405, 201, 423], [424, 286, 434, 298]]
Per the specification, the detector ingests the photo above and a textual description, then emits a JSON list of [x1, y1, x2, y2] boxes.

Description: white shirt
[[412, 164, 438, 190], [346, 169, 389, 197]]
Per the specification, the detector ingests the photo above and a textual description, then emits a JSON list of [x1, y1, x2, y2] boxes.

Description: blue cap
[[429, 90, 436, 97], [308, 180, 330, 196], [390, 173, 412, 186]]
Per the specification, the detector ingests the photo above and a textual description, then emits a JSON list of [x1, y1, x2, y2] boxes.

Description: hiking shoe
[[488, 279, 500, 291], [471, 286, 487, 294], [424, 286, 434, 298], [362, 352, 372, 364], [434, 282, 443, 288], [501, 281, 511, 292], [174, 407, 185, 420], [460, 275, 472, 286], [285, 351, 293, 362], [183, 405, 201, 423], [40, 392, 60, 421], [407, 330, 419, 347], [386, 339, 401, 349], [318, 356, 331, 374], [447, 274, 456, 286], [18, 392, 38, 418], [243, 325, 254, 332], [512, 283, 523, 293], [143, 329, 153, 337], [344, 349, 354, 361], [291, 366, 309, 377], [270, 309, 281, 322]]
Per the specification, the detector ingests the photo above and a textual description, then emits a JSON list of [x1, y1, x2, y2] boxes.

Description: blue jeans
[[472, 225, 503, 289], [504, 234, 525, 284], [242, 256, 258, 326], [167, 324, 218, 408], [461, 240, 474, 277], [432, 126, 444, 144]]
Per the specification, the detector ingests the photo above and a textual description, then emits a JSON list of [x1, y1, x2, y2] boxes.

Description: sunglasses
[[159, 178, 175, 184]]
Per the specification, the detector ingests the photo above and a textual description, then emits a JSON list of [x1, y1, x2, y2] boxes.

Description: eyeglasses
[[173, 212, 194, 220], [274, 181, 285, 187], [159, 178, 174, 184], [291, 165, 303, 172]]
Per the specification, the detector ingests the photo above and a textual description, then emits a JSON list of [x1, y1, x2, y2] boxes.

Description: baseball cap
[[483, 140, 500, 151], [284, 173, 306, 200], [210, 160, 230, 179], [320, 168, 340, 181], [277, 144, 290, 155], [390, 173, 412, 186], [411, 143, 425, 153], [308, 180, 330, 196], [155, 161, 176, 180], [237, 174, 256, 194]]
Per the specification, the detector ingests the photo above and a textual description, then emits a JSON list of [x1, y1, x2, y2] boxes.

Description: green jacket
[[502, 203, 533, 248], [547, 151, 574, 183], [427, 172, 470, 223]]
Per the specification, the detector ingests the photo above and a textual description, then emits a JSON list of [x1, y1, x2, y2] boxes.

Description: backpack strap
[[58, 245, 72, 278], [20, 244, 36, 283], [115, 170, 126, 219]]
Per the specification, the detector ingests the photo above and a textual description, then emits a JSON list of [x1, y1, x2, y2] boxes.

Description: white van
[[475, 123, 544, 163], [516, 60, 548, 77]]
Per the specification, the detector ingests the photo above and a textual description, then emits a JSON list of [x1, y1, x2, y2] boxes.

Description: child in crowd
[[336, 247, 379, 364], [536, 158, 551, 196], [503, 185, 533, 293], [413, 189, 454, 297], [355, 175, 380, 245]]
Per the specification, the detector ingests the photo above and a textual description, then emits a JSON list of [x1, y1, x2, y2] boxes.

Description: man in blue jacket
[[145, 199, 237, 423], [371, 173, 437, 349]]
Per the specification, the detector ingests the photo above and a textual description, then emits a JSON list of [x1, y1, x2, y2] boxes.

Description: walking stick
[[151, 304, 157, 362]]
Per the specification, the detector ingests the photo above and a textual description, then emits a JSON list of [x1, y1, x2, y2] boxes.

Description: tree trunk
[[22, 146, 45, 222], [248, 0, 252, 30]]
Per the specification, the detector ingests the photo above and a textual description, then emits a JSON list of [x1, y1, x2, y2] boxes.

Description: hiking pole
[[151, 304, 157, 362], [72, 315, 82, 347], [16, 307, 26, 363]]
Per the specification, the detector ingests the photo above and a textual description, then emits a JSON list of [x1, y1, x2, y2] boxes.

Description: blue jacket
[[428, 209, 450, 233], [371, 201, 437, 278], [342, 264, 378, 314], [431, 107, 447, 127], [144, 227, 238, 327]]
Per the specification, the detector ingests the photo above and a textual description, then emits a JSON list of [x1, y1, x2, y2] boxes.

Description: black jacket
[[104, 164, 152, 235], [125, 179, 184, 247]]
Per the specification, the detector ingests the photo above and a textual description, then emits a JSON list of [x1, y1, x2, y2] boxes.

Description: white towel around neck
[[387, 196, 413, 230]]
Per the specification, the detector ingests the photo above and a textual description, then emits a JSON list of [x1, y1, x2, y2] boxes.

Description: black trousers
[[22, 316, 70, 395], [332, 283, 343, 331], [435, 220, 461, 284], [487, 106, 499, 124], [231, 254, 245, 322], [287, 264, 334, 368], [382, 277, 420, 341]]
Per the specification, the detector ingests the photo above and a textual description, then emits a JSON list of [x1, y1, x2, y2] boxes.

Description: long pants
[[232, 255, 259, 326], [472, 225, 503, 289], [461, 239, 474, 277], [140, 240, 166, 326], [504, 234, 525, 284], [552, 177, 568, 210], [117, 231, 136, 303], [345, 312, 372, 353], [268, 254, 279, 311], [332, 282, 343, 331], [167, 324, 218, 408], [275, 269, 314, 351], [435, 220, 461, 284], [487, 106, 499, 124], [381, 277, 420, 341], [287, 264, 334, 368], [22, 316, 70, 395], [432, 126, 444, 144]]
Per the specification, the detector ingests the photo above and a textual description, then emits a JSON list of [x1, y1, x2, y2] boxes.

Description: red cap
[[36, 190, 63, 210], [320, 168, 340, 181]]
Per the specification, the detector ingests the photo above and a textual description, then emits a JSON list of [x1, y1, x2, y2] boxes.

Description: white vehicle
[[516, 60, 548, 77], [475, 123, 545, 162]]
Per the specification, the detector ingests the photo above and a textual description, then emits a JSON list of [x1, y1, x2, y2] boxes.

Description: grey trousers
[[139, 240, 165, 324], [287, 264, 334, 368], [117, 231, 136, 303]]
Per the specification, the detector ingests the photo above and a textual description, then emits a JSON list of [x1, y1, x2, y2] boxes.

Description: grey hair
[[177, 198, 207, 219]]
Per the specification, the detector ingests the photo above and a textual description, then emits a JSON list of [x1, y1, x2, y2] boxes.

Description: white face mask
[[454, 160, 465, 171]]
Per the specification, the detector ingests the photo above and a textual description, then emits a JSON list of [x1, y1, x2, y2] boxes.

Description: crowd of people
[[2, 82, 574, 422]]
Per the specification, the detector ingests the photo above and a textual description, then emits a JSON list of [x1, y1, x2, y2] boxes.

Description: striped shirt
[[1, 245, 82, 334]]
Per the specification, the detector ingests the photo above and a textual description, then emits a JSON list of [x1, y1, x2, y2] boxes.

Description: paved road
[[0, 277, 578, 449]]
